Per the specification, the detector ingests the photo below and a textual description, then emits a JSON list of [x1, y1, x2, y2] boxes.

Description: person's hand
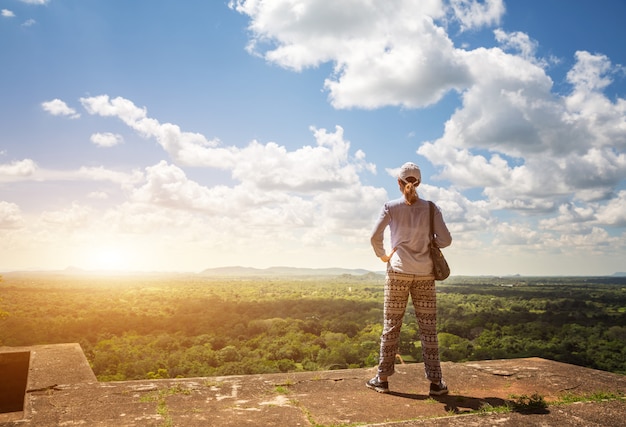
[[379, 247, 397, 263]]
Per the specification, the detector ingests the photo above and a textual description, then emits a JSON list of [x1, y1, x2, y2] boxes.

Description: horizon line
[[1, 266, 625, 278]]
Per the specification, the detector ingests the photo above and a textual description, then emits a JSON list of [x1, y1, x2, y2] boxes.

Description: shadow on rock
[[389, 391, 518, 415]]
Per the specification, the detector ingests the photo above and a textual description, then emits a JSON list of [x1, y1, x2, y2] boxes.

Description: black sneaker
[[429, 380, 448, 396], [366, 377, 389, 394]]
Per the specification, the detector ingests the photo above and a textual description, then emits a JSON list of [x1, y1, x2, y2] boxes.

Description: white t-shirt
[[370, 197, 452, 275]]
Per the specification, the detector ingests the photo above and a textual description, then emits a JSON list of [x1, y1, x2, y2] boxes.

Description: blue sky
[[1, 0, 625, 275]]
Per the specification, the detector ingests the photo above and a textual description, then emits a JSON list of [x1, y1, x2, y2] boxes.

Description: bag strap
[[428, 201, 436, 247]]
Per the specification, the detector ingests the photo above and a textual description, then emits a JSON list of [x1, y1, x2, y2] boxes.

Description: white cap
[[398, 162, 421, 183]]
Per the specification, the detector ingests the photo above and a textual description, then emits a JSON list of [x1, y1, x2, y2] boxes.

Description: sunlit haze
[[1, 0, 625, 275]]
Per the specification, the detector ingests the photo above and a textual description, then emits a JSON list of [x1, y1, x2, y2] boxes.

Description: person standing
[[368, 162, 452, 396]]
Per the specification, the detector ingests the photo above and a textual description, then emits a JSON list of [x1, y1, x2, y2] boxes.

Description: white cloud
[[564, 52, 626, 151], [129, 160, 227, 212], [90, 132, 124, 147], [0, 159, 38, 178], [550, 226, 619, 254], [32, 95, 387, 269], [19, 0, 49, 4], [41, 99, 80, 119], [493, 222, 539, 246], [227, 0, 504, 110], [0, 201, 23, 229], [40, 202, 93, 229], [125, 152, 383, 238], [231, 0, 625, 223], [231, 126, 375, 192], [231, 0, 444, 70], [494, 29, 546, 65], [226, 0, 625, 274], [87, 191, 109, 200], [80, 95, 226, 166], [595, 190, 626, 227], [567, 51, 614, 92], [0, 160, 143, 192], [0, 149, 387, 270], [450, 0, 505, 31], [2, 9, 15, 17], [417, 49, 626, 215], [77, 166, 144, 188], [79, 95, 377, 196], [231, 0, 471, 109], [539, 203, 596, 232]]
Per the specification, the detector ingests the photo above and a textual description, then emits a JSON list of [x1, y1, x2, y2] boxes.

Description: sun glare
[[89, 247, 128, 271]]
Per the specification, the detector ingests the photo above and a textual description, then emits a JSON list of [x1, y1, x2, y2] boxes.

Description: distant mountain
[[0, 266, 378, 277], [612, 272, 626, 277], [199, 266, 373, 277]]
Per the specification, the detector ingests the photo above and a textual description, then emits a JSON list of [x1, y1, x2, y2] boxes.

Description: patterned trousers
[[377, 270, 442, 383]]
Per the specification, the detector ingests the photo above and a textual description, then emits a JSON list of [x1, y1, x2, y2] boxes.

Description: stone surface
[[1, 344, 625, 426]]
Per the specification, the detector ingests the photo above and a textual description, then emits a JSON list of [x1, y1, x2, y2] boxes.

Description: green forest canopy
[[1, 273, 625, 381]]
